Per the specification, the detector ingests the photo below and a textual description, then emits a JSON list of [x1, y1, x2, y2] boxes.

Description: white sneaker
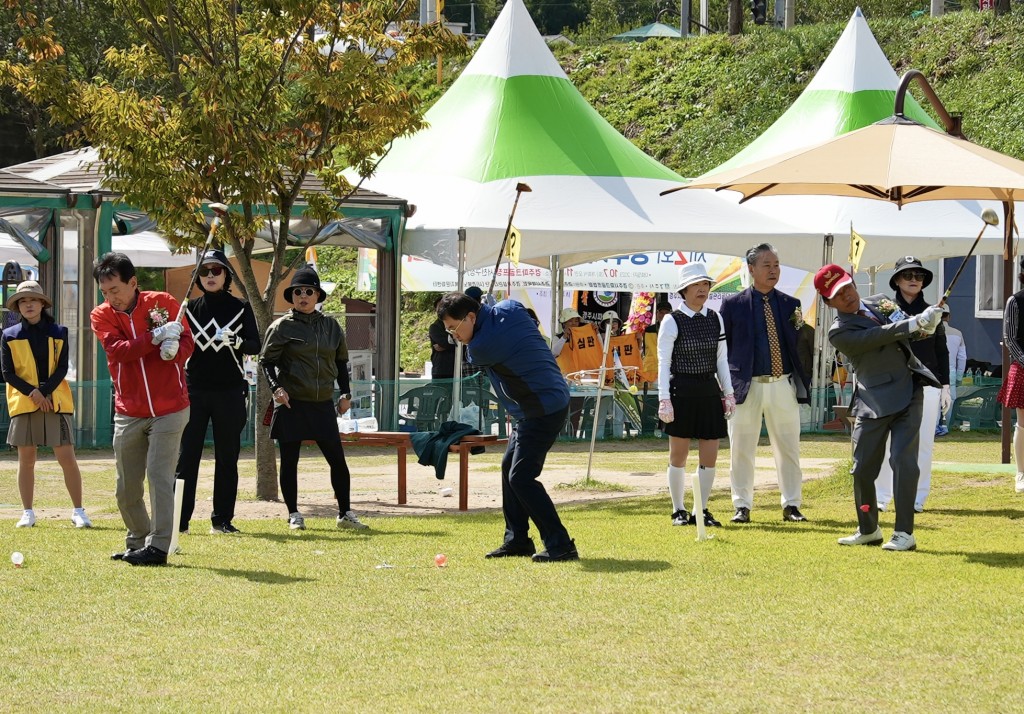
[[337, 511, 369, 530], [71, 508, 92, 528], [882, 531, 917, 551], [1015, 472, 1024, 493], [16, 509, 36, 528], [288, 512, 305, 530], [837, 527, 883, 546]]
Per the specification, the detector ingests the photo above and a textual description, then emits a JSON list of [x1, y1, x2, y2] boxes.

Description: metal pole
[[680, 0, 690, 37], [930, 0, 943, 16], [699, 0, 709, 34], [784, 0, 794, 28], [1002, 201, 1015, 464]]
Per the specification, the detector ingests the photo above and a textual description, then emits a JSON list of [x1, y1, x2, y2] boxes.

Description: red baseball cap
[[814, 264, 853, 300]]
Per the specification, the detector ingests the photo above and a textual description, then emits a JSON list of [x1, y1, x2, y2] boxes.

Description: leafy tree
[[2, 0, 465, 498], [0, 0, 127, 162]]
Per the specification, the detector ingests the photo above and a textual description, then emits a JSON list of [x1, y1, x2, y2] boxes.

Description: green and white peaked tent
[[360, 0, 814, 271], [710, 7, 1016, 269]]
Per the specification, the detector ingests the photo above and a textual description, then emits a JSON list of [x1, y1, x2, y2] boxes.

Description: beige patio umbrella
[[663, 114, 1024, 207], [664, 69, 1024, 461]]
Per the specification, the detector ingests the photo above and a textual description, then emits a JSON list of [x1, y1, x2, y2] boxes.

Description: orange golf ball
[[434, 553, 448, 567]]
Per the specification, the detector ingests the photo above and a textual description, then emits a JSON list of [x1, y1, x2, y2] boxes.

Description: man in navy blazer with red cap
[[720, 244, 811, 524]]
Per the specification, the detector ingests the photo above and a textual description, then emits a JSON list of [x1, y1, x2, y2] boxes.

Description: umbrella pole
[[1002, 200, 1016, 464]]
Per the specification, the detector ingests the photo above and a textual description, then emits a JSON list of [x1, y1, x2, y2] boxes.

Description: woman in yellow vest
[[1, 280, 89, 529]]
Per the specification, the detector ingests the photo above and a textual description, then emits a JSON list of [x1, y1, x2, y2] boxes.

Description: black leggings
[[278, 438, 351, 515]]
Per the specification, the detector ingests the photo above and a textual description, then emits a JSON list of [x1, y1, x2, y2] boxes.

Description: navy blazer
[[828, 295, 940, 419], [721, 287, 811, 405]]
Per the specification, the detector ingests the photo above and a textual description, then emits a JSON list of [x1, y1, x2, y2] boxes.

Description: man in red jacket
[[91, 252, 194, 566]]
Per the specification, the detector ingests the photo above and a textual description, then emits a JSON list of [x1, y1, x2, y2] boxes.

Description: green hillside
[[554, 9, 1024, 177]]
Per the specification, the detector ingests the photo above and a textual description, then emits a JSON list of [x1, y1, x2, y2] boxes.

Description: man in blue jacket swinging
[[438, 292, 578, 562]]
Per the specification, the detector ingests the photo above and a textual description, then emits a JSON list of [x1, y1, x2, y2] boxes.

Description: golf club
[[175, 202, 229, 323], [583, 318, 616, 485], [486, 182, 531, 298], [168, 478, 185, 556], [692, 474, 709, 542], [938, 207, 999, 306]]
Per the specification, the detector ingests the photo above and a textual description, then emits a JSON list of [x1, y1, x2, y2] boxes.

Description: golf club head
[[208, 202, 229, 216], [515, 182, 532, 193], [980, 208, 999, 227]]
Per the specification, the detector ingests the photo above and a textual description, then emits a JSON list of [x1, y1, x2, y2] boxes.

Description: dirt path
[[1, 446, 841, 523]]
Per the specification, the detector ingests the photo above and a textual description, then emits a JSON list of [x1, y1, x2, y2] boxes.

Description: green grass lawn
[[1, 434, 1022, 711]]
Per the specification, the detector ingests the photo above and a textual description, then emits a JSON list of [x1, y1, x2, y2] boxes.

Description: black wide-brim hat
[[889, 255, 933, 290], [284, 266, 328, 304]]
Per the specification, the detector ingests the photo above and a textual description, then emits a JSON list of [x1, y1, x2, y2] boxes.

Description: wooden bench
[[339, 431, 508, 511]]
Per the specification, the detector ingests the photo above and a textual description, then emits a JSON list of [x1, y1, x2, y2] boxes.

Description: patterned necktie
[[763, 294, 784, 378], [859, 309, 880, 325]]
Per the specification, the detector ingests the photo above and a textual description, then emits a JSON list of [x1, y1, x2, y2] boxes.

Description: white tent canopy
[[358, 0, 820, 271]]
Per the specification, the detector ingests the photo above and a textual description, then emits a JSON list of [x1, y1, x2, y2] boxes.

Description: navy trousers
[[501, 405, 572, 551], [174, 384, 247, 529]]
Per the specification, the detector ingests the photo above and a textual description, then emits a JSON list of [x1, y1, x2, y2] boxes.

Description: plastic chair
[[398, 384, 453, 433]]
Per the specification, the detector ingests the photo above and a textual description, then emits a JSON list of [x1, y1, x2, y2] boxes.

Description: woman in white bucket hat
[[657, 263, 735, 528]]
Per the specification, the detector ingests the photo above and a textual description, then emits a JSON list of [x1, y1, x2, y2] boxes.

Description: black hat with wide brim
[[889, 256, 933, 290], [284, 267, 328, 304]]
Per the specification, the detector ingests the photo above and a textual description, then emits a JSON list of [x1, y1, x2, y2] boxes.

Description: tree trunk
[[247, 282, 280, 501], [728, 0, 743, 35], [995, 0, 1010, 15]]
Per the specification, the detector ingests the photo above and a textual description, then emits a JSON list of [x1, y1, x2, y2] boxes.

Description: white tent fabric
[[358, 0, 819, 271], [0, 230, 194, 269], [713, 8, 1019, 269]]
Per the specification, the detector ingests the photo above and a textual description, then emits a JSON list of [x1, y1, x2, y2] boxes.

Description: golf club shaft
[[175, 214, 223, 323], [486, 189, 525, 298], [939, 221, 989, 306]]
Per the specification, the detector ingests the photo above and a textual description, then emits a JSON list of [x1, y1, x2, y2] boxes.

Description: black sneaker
[[122, 545, 168, 566], [210, 523, 241, 534], [532, 540, 579, 563], [671, 510, 688, 526], [782, 505, 808, 522], [702, 509, 722, 527], [731, 507, 751, 523], [485, 540, 537, 558]]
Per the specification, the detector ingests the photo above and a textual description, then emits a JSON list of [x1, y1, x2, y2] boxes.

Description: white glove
[[481, 294, 497, 307], [160, 338, 179, 361], [219, 328, 242, 349], [722, 394, 737, 420], [657, 398, 674, 424], [941, 385, 952, 414], [152, 321, 183, 344], [915, 306, 943, 334]]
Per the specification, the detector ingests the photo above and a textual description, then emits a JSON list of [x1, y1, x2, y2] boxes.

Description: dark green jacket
[[260, 309, 350, 402]]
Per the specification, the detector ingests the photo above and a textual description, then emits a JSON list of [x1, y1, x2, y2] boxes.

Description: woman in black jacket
[[174, 250, 260, 534], [875, 257, 950, 513]]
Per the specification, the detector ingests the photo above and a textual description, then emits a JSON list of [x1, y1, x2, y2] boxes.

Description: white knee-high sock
[[1015, 426, 1024, 473], [697, 466, 716, 511], [667, 466, 686, 513]]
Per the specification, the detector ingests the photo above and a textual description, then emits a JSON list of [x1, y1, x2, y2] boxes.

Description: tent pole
[[813, 233, 834, 430]]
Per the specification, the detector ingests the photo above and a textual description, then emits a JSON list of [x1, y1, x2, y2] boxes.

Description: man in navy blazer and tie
[[816, 264, 941, 551], [720, 244, 811, 524]]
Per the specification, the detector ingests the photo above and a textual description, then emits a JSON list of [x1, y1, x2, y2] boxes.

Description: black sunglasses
[[198, 265, 224, 277], [898, 270, 928, 282], [292, 287, 317, 297]]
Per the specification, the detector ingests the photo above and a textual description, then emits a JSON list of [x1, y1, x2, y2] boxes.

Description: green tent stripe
[[382, 74, 682, 182], [716, 89, 940, 173]]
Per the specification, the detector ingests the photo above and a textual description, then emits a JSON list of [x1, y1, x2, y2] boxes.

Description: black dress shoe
[[485, 540, 537, 558], [532, 540, 579, 562], [110, 549, 137, 561], [782, 505, 808, 522], [123, 545, 168, 566], [731, 507, 750, 523]]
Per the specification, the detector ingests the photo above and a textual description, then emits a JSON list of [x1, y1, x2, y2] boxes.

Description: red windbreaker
[[91, 290, 194, 418]]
